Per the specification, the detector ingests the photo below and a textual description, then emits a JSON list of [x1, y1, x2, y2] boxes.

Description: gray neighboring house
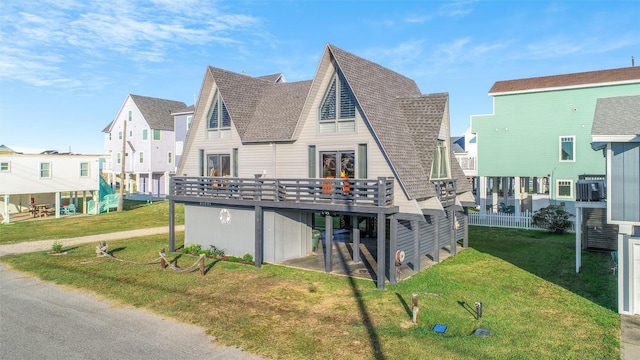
[[588, 94, 640, 315], [103, 94, 187, 197], [168, 44, 474, 289]]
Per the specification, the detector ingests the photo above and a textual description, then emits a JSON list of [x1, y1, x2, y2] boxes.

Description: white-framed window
[[560, 136, 575, 162], [431, 139, 451, 180], [129, 130, 132, 137], [117, 153, 121, 164], [139, 152, 144, 163], [118, 131, 123, 140], [557, 179, 573, 198], [206, 91, 231, 140], [318, 69, 356, 134], [168, 152, 173, 164], [79, 162, 89, 177], [142, 129, 148, 140], [128, 110, 132, 121], [187, 116, 193, 130], [108, 133, 112, 140], [39, 162, 51, 178], [153, 129, 161, 140], [0, 161, 10, 172]]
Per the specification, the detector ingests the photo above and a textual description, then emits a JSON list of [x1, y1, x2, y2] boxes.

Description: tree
[[532, 205, 574, 234]]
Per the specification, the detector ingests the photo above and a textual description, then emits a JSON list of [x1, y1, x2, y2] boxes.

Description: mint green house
[[471, 67, 640, 228]]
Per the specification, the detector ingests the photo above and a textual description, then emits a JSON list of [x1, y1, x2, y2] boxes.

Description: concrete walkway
[[0, 225, 184, 256], [622, 314, 640, 360]]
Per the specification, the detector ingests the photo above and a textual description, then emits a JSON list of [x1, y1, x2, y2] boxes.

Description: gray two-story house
[[168, 44, 474, 289]]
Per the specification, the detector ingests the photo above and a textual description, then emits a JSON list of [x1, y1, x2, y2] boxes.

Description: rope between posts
[[159, 251, 204, 273], [96, 245, 162, 265]]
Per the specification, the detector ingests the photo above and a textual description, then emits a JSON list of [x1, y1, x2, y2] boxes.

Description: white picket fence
[[468, 211, 575, 232]]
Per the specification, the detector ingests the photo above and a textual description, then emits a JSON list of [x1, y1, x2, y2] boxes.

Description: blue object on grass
[[433, 324, 447, 333]]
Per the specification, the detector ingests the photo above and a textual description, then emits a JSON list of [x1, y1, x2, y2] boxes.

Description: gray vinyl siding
[[439, 210, 453, 248], [611, 143, 640, 222], [396, 220, 416, 266], [455, 211, 466, 241], [419, 217, 437, 257], [185, 204, 312, 263]]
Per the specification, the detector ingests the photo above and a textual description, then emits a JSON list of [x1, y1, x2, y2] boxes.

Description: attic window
[[208, 91, 231, 130], [431, 140, 450, 180], [319, 70, 356, 134]]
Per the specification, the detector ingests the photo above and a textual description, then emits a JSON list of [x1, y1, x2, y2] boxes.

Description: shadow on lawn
[[469, 226, 617, 312]]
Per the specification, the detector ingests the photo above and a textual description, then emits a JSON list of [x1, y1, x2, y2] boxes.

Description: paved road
[[0, 227, 264, 360], [0, 264, 263, 360]]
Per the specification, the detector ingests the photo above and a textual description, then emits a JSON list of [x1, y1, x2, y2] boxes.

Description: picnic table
[[31, 204, 52, 217]]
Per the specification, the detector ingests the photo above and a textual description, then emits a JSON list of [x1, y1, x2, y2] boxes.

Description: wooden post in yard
[[412, 293, 419, 324], [199, 254, 205, 276], [160, 248, 166, 269]]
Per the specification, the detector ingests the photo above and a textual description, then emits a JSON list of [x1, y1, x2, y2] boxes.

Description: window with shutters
[[207, 90, 231, 140], [319, 69, 356, 134]]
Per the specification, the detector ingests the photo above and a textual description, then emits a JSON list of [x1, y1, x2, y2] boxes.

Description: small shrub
[[182, 243, 201, 254], [242, 253, 254, 264], [51, 240, 63, 253], [532, 205, 574, 234], [228, 256, 242, 263], [209, 245, 225, 258]]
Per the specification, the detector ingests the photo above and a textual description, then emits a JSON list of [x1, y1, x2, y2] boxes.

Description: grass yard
[[0, 200, 184, 244], [0, 226, 619, 359]]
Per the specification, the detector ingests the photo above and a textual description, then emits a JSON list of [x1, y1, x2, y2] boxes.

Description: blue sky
[[1, 0, 638, 154]]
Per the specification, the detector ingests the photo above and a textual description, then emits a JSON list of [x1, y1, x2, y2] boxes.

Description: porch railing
[[170, 176, 395, 207]]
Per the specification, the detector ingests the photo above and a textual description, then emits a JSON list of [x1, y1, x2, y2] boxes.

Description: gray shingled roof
[[208, 67, 311, 141], [206, 43, 470, 200], [130, 94, 187, 131], [592, 95, 640, 136], [171, 105, 195, 115], [489, 66, 640, 94]]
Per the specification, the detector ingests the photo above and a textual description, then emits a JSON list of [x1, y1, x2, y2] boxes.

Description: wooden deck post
[[169, 199, 175, 252], [377, 212, 386, 290], [352, 216, 361, 263], [412, 293, 419, 324], [325, 212, 333, 273], [389, 214, 398, 284], [254, 205, 263, 268]]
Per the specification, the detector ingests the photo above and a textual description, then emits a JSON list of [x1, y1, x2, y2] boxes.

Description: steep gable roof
[[489, 67, 640, 95], [328, 44, 457, 200], [130, 94, 187, 131], [208, 67, 311, 142], [592, 95, 640, 136]]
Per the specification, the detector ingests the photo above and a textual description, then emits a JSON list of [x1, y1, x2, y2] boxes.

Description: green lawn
[[0, 200, 184, 244], [0, 226, 619, 359]]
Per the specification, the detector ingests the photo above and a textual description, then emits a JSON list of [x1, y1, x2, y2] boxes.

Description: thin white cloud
[[0, 0, 263, 91]]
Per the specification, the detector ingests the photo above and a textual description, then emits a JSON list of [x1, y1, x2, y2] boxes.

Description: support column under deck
[[377, 212, 386, 290], [412, 220, 420, 272], [325, 213, 333, 273], [255, 205, 263, 268], [169, 200, 175, 252], [389, 214, 398, 284], [352, 216, 361, 263]]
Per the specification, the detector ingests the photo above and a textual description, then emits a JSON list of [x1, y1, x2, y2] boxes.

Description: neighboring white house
[[102, 94, 187, 198], [587, 95, 640, 315], [0, 148, 103, 223]]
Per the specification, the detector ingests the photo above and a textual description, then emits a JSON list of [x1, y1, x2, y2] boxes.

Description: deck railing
[[432, 179, 457, 207], [170, 176, 395, 207], [576, 177, 606, 202]]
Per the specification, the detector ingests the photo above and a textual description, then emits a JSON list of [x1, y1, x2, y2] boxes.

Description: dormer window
[[431, 140, 450, 180], [207, 90, 231, 139], [319, 70, 356, 134]]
